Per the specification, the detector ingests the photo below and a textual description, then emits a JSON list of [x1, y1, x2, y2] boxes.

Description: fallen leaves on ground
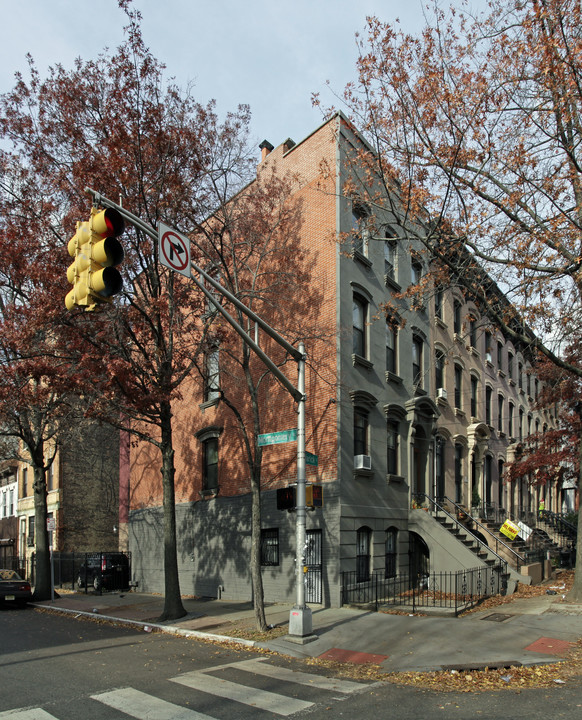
[[213, 621, 289, 642], [460, 570, 575, 616], [296, 638, 582, 691], [385, 640, 582, 692]]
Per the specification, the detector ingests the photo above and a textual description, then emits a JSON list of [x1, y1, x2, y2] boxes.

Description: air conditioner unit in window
[[354, 454, 372, 470], [437, 388, 447, 400]]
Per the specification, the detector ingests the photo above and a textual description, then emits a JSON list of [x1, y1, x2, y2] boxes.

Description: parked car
[[0, 569, 32, 607], [77, 553, 130, 592]]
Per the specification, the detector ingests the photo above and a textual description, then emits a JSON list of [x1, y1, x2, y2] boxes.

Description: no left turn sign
[[158, 222, 192, 277]]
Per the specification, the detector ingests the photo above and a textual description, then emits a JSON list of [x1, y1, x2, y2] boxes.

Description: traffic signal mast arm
[[84, 188, 303, 400]]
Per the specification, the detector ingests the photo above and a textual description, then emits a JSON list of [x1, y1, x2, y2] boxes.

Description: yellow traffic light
[[65, 207, 125, 311]]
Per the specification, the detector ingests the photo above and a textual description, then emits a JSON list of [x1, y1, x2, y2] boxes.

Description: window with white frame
[[351, 205, 369, 257], [454, 364, 463, 410], [354, 410, 368, 457], [385, 527, 398, 578], [353, 295, 367, 358], [203, 347, 220, 403], [412, 336, 423, 388], [387, 420, 399, 475], [386, 322, 397, 375], [384, 238, 397, 280], [356, 526, 372, 582]]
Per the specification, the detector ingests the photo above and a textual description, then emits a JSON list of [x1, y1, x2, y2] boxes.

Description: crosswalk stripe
[[230, 658, 365, 693], [0, 710, 57, 720], [171, 672, 313, 716], [90, 688, 215, 720]]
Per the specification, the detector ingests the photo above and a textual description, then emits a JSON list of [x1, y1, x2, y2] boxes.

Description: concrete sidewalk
[[33, 587, 582, 673]]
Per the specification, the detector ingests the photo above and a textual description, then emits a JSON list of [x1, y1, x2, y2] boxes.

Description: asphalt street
[[1, 605, 582, 719]]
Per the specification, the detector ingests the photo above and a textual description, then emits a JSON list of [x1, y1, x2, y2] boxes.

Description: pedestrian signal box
[[277, 484, 323, 510], [306, 484, 323, 508], [277, 486, 295, 510]]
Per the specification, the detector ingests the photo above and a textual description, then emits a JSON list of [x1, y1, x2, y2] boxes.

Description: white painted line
[[0, 710, 57, 720], [171, 672, 313, 716], [91, 687, 215, 720], [230, 658, 365, 693]]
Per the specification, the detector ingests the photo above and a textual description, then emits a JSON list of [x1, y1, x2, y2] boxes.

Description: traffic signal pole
[[84, 189, 314, 640]]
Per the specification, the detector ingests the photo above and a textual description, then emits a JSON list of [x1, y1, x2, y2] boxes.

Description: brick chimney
[[259, 140, 274, 162]]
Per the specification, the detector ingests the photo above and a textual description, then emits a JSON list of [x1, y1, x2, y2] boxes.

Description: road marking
[[171, 672, 313, 716], [91, 688, 214, 720], [0, 711, 57, 720], [220, 658, 365, 693]]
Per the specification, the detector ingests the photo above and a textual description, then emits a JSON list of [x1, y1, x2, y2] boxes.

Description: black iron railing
[[21, 551, 132, 593], [341, 563, 506, 615]]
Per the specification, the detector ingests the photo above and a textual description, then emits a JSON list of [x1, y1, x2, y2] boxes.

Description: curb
[[32, 603, 258, 649]]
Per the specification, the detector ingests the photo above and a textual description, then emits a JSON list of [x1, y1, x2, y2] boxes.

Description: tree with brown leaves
[[0, 1, 254, 618]]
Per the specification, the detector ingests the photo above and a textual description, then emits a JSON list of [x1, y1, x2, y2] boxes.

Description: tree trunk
[[566, 425, 582, 603], [250, 467, 267, 631], [32, 464, 51, 601], [157, 401, 187, 622]]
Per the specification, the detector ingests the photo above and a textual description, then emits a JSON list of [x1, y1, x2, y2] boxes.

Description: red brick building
[[127, 114, 564, 606]]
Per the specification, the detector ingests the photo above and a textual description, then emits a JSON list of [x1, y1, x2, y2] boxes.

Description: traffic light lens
[[93, 208, 124, 238], [92, 237, 124, 267], [92, 266, 123, 298]]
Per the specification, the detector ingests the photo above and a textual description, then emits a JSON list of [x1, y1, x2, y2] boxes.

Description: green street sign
[[258, 429, 297, 446], [306, 452, 318, 466]]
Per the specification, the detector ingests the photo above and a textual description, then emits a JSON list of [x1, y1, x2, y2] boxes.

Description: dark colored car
[[0, 569, 32, 607], [77, 553, 130, 592]]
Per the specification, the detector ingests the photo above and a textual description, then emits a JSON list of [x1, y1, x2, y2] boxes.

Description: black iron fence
[[341, 563, 507, 615], [2, 552, 131, 593]]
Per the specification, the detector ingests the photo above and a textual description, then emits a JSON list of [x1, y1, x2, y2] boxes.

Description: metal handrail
[[480, 504, 574, 552], [541, 510, 577, 540], [441, 496, 527, 567], [413, 493, 513, 571]]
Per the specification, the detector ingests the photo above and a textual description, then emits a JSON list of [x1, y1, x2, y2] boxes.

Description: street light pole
[[288, 341, 313, 639]]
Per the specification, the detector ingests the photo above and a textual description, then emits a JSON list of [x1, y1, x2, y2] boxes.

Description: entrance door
[[304, 529, 322, 604]]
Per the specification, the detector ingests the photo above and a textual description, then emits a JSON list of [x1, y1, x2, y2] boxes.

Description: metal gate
[[304, 529, 322, 604]]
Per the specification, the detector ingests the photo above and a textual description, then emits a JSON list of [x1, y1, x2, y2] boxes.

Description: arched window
[[387, 420, 399, 475], [195, 426, 223, 493], [356, 526, 372, 582], [412, 336, 423, 388], [386, 322, 398, 374], [352, 295, 367, 357], [453, 300, 462, 334], [435, 350, 445, 391], [435, 435, 446, 500], [385, 527, 398, 578], [454, 364, 463, 410], [454, 443, 464, 503]]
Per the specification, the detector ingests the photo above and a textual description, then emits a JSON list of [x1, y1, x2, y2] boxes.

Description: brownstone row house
[[125, 114, 575, 607]]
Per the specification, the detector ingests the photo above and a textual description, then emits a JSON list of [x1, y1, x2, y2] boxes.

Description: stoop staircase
[[478, 506, 577, 570], [413, 494, 525, 592]]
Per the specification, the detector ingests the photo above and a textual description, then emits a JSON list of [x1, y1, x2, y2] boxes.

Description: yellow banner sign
[[500, 519, 520, 541]]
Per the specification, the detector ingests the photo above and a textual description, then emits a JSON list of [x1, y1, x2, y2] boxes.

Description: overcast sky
[[1, 0, 445, 160]]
